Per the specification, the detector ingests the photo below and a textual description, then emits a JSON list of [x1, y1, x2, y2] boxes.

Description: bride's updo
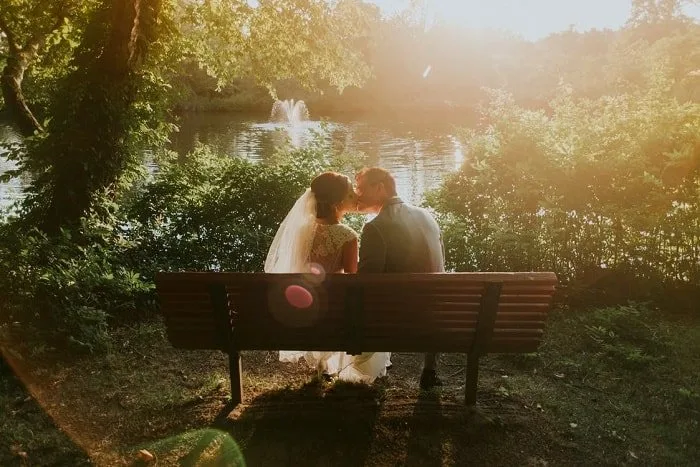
[[310, 172, 351, 220]]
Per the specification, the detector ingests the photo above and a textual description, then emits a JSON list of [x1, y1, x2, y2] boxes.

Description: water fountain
[[270, 99, 309, 124]]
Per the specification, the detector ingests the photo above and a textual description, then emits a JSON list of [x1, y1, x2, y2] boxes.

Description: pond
[[0, 123, 24, 211], [1, 109, 474, 209]]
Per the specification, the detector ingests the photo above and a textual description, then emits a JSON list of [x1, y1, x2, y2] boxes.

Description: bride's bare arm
[[342, 238, 359, 273]]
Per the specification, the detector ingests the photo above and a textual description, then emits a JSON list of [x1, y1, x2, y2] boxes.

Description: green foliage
[[8, 0, 170, 232], [0, 1, 82, 46], [628, 0, 695, 26], [171, 6, 700, 112], [427, 79, 700, 306], [583, 303, 670, 368], [169, 0, 375, 94], [2, 0, 378, 233], [0, 220, 154, 353], [0, 0, 98, 127], [123, 140, 364, 277]]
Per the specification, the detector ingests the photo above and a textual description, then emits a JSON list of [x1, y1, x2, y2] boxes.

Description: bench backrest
[[156, 272, 557, 355]]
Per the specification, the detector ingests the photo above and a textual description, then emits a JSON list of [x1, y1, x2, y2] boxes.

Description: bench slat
[[360, 320, 548, 329], [359, 328, 543, 338], [155, 271, 557, 283], [228, 311, 550, 328]]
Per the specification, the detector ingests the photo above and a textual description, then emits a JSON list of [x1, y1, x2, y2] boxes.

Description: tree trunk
[[31, 0, 162, 234], [1, 47, 43, 136]]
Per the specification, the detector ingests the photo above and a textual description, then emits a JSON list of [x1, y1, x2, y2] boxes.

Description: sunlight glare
[[371, 0, 654, 41]]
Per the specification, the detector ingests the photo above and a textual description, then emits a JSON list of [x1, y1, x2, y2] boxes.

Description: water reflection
[[174, 113, 467, 204], [0, 113, 471, 208], [0, 123, 24, 212]]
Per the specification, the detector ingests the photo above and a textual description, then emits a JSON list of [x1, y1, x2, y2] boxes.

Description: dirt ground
[[2, 308, 698, 466]]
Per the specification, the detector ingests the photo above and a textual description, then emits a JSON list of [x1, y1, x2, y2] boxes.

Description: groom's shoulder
[[405, 204, 441, 231], [364, 214, 381, 228], [371, 203, 428, 226], [362, 213, 386, 234], [401, 202, 435, 219]]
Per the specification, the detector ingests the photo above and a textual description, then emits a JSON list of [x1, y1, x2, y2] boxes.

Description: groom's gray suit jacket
[[358, 197, 445, 273]]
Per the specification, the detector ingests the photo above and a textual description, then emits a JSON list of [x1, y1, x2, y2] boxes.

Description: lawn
[[1, 304, 699, 466]]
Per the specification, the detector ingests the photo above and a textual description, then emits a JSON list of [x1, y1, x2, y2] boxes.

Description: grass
[[0, 360, 90, 466], [1, 304, 699, 466], [511, 304, 700, 465]]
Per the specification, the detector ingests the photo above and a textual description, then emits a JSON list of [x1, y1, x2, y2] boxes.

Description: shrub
[[427, 82, 700, 308], [0, 221, 153, 353], [123, 140, 365, 277], [582, 303, 670, 368], [1, 133, 365, 353]]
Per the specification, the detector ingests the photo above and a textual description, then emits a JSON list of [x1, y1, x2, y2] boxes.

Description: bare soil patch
[[2, 307, 699, 466]]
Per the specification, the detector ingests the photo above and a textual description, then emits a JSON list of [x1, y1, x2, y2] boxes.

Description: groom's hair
[[357, 167, 397, 196]]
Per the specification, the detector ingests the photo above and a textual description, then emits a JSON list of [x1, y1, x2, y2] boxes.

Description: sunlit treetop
[[370, 0, 700, 40], [170, 0, 378, 93]]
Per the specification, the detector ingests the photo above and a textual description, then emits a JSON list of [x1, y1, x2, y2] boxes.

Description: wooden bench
[[155, 272, 558, 407]]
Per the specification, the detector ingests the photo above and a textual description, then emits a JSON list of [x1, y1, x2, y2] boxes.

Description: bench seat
[[156, 272, 558, 407]]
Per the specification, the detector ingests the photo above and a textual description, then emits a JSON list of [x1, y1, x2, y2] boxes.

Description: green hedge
[[427, 84, 700, 309]]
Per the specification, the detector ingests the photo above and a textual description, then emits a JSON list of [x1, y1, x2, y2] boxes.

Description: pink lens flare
[[285, 285, 314, 309], [305, 263, 326, 284]]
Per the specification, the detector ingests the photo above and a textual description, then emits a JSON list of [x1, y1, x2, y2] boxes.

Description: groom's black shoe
[[419, 370, 443, 390]]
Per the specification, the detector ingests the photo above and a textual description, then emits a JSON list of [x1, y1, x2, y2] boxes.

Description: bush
[[582, 303, 670, 368], [0, 221, 154, 353], [427, 82, 700, 308], [1, 133, 365, 353], [123, 140, 365, 277]]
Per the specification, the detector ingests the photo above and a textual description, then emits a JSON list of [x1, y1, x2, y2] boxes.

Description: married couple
[[264, 167, 445, 389]]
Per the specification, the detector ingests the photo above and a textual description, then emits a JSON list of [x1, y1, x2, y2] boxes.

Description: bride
[[264, 171, 390, 383]]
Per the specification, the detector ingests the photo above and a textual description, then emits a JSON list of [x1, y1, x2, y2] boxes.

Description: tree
[[0, 1, 92, 135], [18, 0, 376, 233], [628, 0, 698, 25], [176, 0, 374, 93], [20, 0, 163, 233]]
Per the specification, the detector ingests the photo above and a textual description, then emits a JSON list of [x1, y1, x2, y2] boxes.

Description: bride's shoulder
[[336, 223, 359, 239]]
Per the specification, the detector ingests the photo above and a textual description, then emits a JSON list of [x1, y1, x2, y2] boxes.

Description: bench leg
[[465, 353, 479, 406], [229, 351, 243, 406]]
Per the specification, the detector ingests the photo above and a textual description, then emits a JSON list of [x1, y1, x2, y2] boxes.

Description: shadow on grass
[[403, 389, 509, 467], [0, 353, 91, 466], [224, 378, 383, 466], [136, 378, 383, 466], [131, 428, 245, 467], [405, 390, 444, 467]]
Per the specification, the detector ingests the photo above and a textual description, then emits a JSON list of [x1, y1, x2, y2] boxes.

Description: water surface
[[1, 111, 473, 208]]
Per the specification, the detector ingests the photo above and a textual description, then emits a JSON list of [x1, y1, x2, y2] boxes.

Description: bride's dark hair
[[310, 172, 351, 219]]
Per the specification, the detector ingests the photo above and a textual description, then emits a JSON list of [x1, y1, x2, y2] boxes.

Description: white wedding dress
[[265, 189, 390, 383]]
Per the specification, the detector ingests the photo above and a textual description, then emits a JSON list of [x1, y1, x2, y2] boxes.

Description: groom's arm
[[358, 223, 386, 273]]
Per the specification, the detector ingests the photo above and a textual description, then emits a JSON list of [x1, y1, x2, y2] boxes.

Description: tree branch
[[0, 13, 20, 54], [25, 6, 69, 53]]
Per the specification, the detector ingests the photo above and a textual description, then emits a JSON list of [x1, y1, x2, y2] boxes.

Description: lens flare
[[305, 262, 326, 284], [284, 285, 314, 309]]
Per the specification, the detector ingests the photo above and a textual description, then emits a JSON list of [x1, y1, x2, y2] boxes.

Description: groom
[[355, 167, 446, 389]]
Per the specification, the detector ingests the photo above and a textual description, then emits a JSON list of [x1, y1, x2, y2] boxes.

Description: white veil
[[264, 188, 317, 273]]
